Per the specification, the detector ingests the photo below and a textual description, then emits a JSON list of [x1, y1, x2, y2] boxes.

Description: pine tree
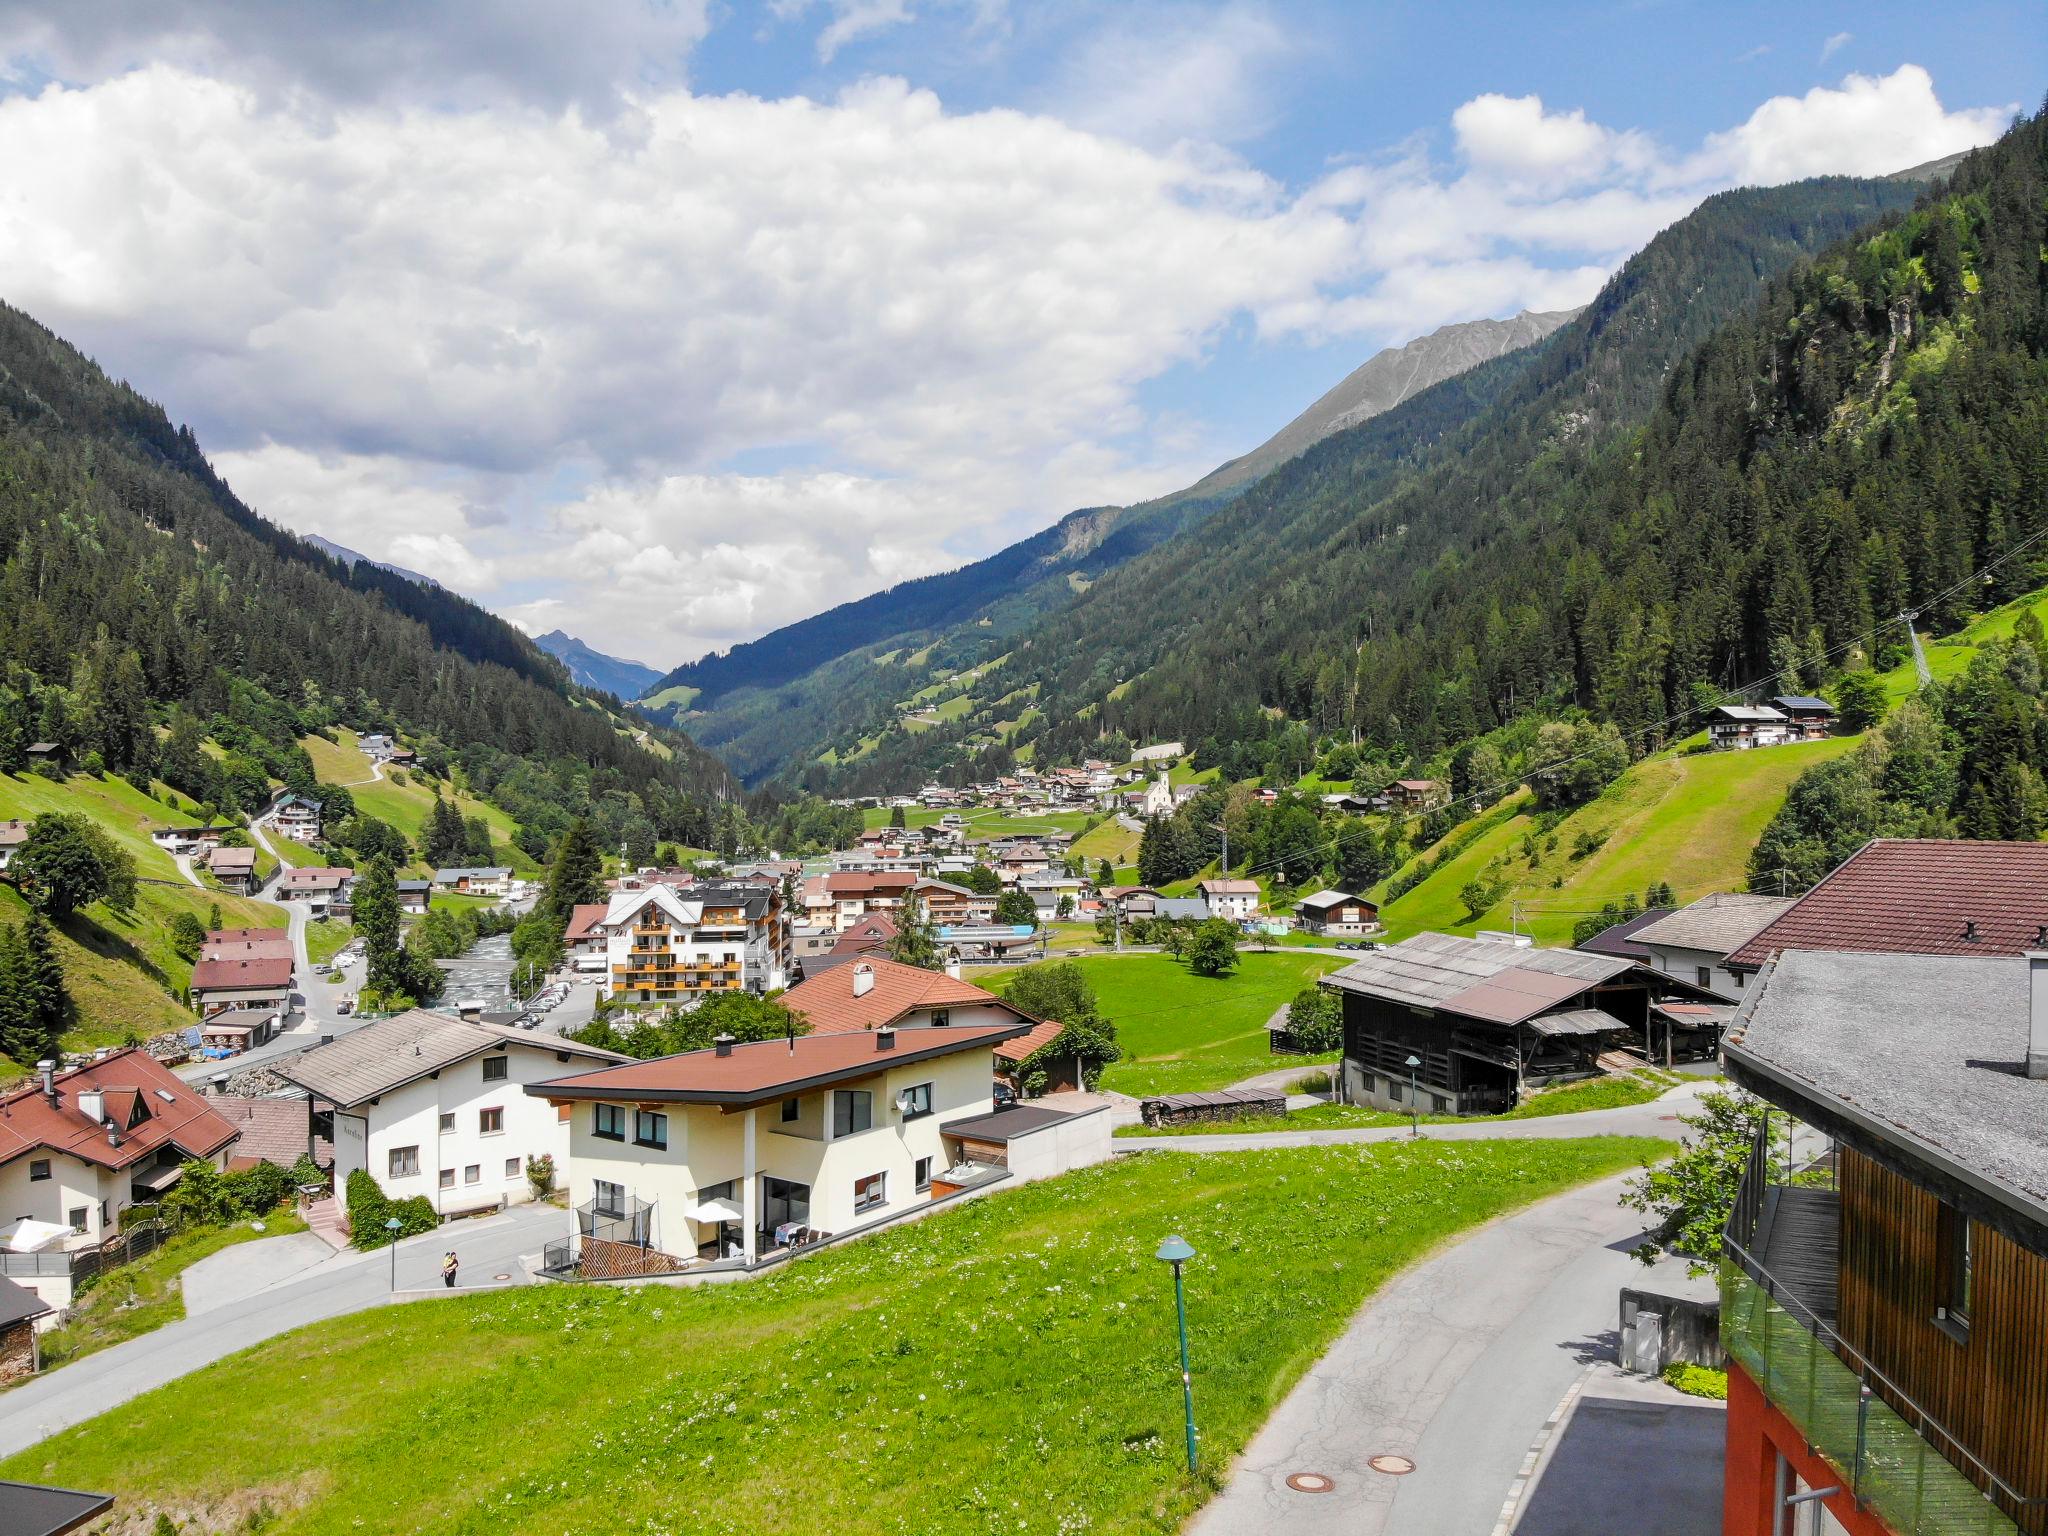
[[544, 819, 605, 921], [886, 892, 943, 971]]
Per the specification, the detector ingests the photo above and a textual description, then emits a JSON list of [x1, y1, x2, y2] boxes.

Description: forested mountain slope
[[819, 166, 1949, 794], [644, 312, 1580, 782]]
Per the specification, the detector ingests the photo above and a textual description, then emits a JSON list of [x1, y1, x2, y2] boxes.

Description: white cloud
[[1047, 5, 1295, 150], [816, 0, 917, 61], [1693, 65, 2008, 184], [0, 57, 2013, 663], [1820, 32, 1852, 63]]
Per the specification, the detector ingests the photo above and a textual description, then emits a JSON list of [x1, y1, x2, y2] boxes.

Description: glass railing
[[1723, 1158, 2035, 1536]]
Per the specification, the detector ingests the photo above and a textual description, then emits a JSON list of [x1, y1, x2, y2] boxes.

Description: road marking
[[1491, 1365, 1591, 1536]]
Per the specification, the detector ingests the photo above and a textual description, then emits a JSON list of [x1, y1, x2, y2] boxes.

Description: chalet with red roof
[[189, 955, 294, 1017]]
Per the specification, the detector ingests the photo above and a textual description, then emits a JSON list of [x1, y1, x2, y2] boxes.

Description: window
[[593, 1103, 625, 1141], [389, 1145, 421, 1178], [438, 1112, 455, 1133], [1732, 971, 1746, 990], [781, 1097, 800, 1123], [592, 1179, 625, 1218], [439, 1168, 455, 1190], [464, 1164, 481, 1185], [899, 1081, 933, 1120], [853, 1172, 886, 1213], [481, 1056, 509, 1082], [931, 1007, 950, 1028], [1937, 1202, 1973, 1337], [506, 1157, 521, 1179], [479, 1107, 504, 1135], [28, 1159, 49, 1182], [915, 1156, 933, 1192], [634, 1110, 668, 1149], [67, 1206, 88, 1234], [832, 1090, 873, 1137], [1695, 966, 1712, 989]]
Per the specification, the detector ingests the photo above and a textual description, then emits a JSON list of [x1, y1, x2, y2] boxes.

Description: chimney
[[78, 1090, 103, 1125], [876, 1027, 896, 1052], [2029, 952, 2048, 1080], [852, 963, 874, 998], [37, 1061, 56, 1106], [714, 1033, 735, 1057]]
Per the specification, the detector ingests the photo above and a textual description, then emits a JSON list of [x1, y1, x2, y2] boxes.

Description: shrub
[[346, 1168, 437, 1249], [159, 1159, 292, 1231], [1662, 1363, 1728, 1400], [525, 1153, 556, 1201]]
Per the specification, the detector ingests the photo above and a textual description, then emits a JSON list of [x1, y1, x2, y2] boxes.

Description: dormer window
[[931, 1008, 950, 1028]]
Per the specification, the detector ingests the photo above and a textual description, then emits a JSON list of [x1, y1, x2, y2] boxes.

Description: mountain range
[[635, 305, 1584, 778], [531, 629, 664, 700]]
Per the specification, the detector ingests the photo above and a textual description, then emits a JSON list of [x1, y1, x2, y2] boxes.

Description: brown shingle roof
[[207, 846, 258, 872], [190, 956, 295, 991], [824, 870, 917, 896], [277, 1009, 627, 1107], [0, 1049, 238, 1172], [200, 938, 295, 965], [214, 1095, 332, 1171], [208, 927, 286, 943], [782, 956, 1025, 1034], [1724, 839, 2048, 970], [527, 1020, 1030, 1107]]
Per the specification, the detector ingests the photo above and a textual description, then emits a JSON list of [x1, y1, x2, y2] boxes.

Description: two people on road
[[442, 1251, 459, 1289]]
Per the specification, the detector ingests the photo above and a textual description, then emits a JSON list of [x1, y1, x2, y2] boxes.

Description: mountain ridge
[[532, 628, 664, 700]]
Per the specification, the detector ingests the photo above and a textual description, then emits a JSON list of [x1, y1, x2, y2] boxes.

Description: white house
[[1141, 772, 1174, 818], [1198, 878, 1261, 922], [0, 820, 26, 872], [527, 1011, 1103, 1277], [1630, 892, 1794, 999], [1706, 704, 1793, 750], [432, 866, 513, 897], [277, 1011, 628, 1217]]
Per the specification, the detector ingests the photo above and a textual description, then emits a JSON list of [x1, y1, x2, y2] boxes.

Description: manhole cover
[[1367, 1454, 1416, 1476], [1285, 1473, 1335, 1494]]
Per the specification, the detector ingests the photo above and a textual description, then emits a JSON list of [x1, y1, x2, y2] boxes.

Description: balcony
[[1723, 1131, 2036, 1535]]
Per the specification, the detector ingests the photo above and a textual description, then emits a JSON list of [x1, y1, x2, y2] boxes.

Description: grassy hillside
[[1376, 737, 1859, 945], [0, 1137, 1666, 1535], [300, 730, 538, 875], [0, 771, 284, 1053]]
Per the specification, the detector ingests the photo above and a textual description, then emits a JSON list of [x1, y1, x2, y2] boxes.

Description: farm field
[[0, 1137, 1667, 1536], [988, 950, 1347, 1096]]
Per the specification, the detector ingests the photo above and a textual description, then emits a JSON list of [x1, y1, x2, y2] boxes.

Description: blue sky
[[0, 1, 2036, 664]]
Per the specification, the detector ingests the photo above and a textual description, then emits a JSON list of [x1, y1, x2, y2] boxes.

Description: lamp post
[[1155, 1234, 1198, 1473], [1405, 1054, 1422, 1139], [385, 1215, 402, 1290]]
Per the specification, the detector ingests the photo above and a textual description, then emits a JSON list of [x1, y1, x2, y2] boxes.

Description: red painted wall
[[1724, 1363, 1896, 1535]]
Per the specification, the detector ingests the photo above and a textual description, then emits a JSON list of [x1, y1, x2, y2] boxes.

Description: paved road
[[1189, 1170, 1675, 1536], [1115, 1080, 1711, 1152], [0, 1204, 563, 1458], [1511, 1366, 1724, 1535]]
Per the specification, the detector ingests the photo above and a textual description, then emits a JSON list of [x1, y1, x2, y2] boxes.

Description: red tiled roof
[[830, 914, 898, 954], [190, 956, 295, 991], [201, 938, 295, 964], [208, 927, 286, 943], [825, 871, 917, 896], [994, 1019, 1066, 1063], [528, 1019, 1029, 1106], [0, 1049, 239, 1172], [782, 956, 1025, 1034], [1725, 839, 2048, 969], [563, 903, 609, 942]]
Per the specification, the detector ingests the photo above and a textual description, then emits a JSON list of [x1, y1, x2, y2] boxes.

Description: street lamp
[[385, 1216, 402, 1290], [1405, 1054, 1422, 1139], [1155, 1234, 1198, 1473]]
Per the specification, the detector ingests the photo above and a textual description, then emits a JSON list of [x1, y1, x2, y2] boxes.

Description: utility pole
[[1209, 818, 1230, 875]]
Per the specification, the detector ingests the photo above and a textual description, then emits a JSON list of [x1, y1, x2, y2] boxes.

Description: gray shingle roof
[[1633, 892, 1794, 957], [1725, 950, 2048, 1222], [276, 1009, 625, 1106]]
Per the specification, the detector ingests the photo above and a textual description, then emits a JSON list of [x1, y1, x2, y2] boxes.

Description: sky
[[0, 3, 2038, 671]]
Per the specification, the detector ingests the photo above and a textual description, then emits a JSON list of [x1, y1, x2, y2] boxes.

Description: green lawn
[[1114, 1069, 1683, 1136], [1375, 795, 1532, 936], [1071, 816, 1142, 868], [306, 919, 355, 966], [861, 804, 946, 832], [990, 950, 1347, 1096], [32, 1212, 309, 1375], [265, 832, 327, 869], [0, 1137, 1665, 1535], [428, 891, 505, 917]]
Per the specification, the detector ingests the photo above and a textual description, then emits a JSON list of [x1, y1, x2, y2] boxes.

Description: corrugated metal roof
[[1324, 932, 1638, 1024]]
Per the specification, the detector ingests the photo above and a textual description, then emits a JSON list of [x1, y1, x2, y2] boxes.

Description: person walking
[[441, 1251, 459, 1289]]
